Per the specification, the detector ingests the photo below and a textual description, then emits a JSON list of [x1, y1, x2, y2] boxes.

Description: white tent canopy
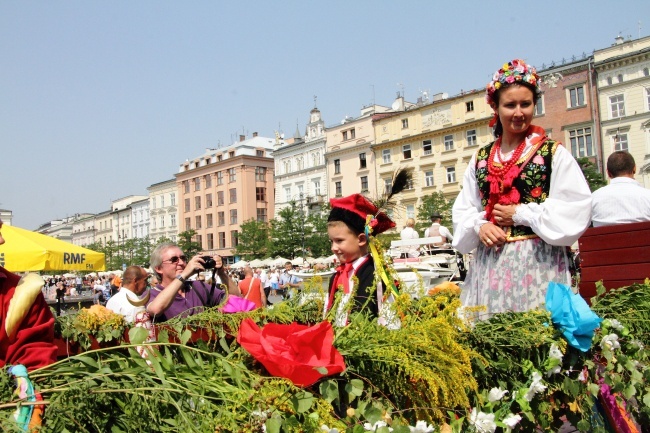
[[229, 260, 248, 269]]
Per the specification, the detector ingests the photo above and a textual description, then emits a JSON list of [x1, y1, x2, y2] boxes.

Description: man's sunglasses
[[162, 255, 188, 264]]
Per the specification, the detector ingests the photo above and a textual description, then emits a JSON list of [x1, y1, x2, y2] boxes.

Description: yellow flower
[[502, 63, 510, 71], [495, 82, 501, 90]]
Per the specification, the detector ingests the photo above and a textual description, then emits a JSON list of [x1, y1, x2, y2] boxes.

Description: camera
[[201, 256, 217, 269]]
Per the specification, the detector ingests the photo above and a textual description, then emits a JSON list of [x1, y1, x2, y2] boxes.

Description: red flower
[[237, 318, 345, 387], [530, 187, 542, 198]]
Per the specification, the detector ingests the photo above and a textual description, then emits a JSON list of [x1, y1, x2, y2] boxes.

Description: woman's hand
[[493, 204, 518, 227], [479, 222, 507, 248]]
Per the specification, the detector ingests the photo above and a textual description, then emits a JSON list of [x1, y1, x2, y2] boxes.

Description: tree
[[177, 230, 202, 258], [269, 201, 304, 259], [576, 157, 607, 192], [415, 191, 455, 234], [234, 219, 270, 259], [304, 204, 331, 258]]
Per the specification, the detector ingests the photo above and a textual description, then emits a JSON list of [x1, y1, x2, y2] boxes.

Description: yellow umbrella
[[0, 225, 105, 272]]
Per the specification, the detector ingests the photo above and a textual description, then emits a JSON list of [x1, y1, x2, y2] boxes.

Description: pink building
[[176, 133, 276, 263]]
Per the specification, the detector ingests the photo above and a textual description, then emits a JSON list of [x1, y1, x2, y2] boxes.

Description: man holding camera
[[146, 242, 240, 321]]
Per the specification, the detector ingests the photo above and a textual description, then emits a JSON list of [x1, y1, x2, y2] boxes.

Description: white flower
[[409, 420, 435, 432], [252, 410, 268, 420], [468, 408, 497, 433], [600, 333, 620, 351], [630, 339, 645, 351], [546, 365, 561, 377], [321, 425, 339, 433], [524, 371, 547, 401], [502, 413, 522, 429], [577, 369, 587, 382], [487, 387, 509, 403], [548, 344, 563, 361], [605, 319, 624, 331], [364, 421, 391, 432]]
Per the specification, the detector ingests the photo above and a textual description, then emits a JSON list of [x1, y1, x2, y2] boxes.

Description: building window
[[283, 160, 291, 174], [159, 216, 164, 227], [406, 204, 415, 219], [152, 197, 157, 209], [207, 213, 213, 228], [217, 191, 224, 206], [207, 233, 214, 249], [257, 208, 267, 222], [170, 214, 176, 227], [402, 144, 412, 159], [535, 96, 544, 116], [335, 181, 342, 196], [218, 232, 226, 249], [360, 176, 368, 191], [607, 76, 613, 86], [466, 129, 477, 147], [230, 209, 237, 224], [342, 131, 348, 140], [614, 133, 629, 151], [466, 101, 474, 112], [446, 166, 456, 183], [184, 198, 190, 212], [256, 150, 264, 157], [170, 193, 175, 206], [195, 216, 202, 229], [229, 151, 235, 158], [205, 174, 212, 188], [196, 234, 202, 249], [218, 212, 225, 226], [217, 154, 222, 162], [401, 118, 408, 129], [184, 181, 190, 193], [313, 179, 321, 196], [610, 94, 625, 118], [382, 149, 391, 164], [646, 88, 650, 110], [228, 168, 236, 183], [256, 187, 266, 201], [229, 188, 237, 203], [617, 74, 623, 83], [444, 134, 454, 151], [334, 159, 341, 174], [206, 193, 213, 208], [296, 157, 304, 171], [297, 184, 304, 197], [195, 196, 201, 210], [284, 187, 291, 202], [359, 153, 366, 168], [424, 170, 434, 187], [569, 86, 585, 108], [422, 140, 432, 155], [185, 217, 191, 231], [231, 230, 238, 247], [384, 178, 392, 194], [255, 166, 266, 181], [644, 67, 649, 77], [217, 171, 223, 185], [569, 127, 594, 157], [350, 128, 355, 139], [194, 177, 200, 191]]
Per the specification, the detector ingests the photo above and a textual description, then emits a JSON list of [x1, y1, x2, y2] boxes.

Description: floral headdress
[[485, 59, 540, 107]]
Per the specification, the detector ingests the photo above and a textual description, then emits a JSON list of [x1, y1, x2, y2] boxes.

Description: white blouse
[[452, 141, 592, 254]]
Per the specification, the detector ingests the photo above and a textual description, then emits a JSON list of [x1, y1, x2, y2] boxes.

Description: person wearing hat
[[325, 193, 396, 326], [424, 213, 453, 247]]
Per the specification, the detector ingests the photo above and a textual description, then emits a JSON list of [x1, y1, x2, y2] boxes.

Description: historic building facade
[[594, 34, 650, 186], [274, 107, 327, 216], [147, 179, 179, 243], [176, 133, 276, 262]]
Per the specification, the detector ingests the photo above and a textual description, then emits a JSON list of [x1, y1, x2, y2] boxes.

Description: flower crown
[[485, 59, 540, 106]]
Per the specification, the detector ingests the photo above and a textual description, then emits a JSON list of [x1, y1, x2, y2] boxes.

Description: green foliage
[[178, 229, 202, 258], [269, 201, 305, 259], [415, 191, 454, 233], [576, 157, 607, 192], [304, 204, 331, 258], [234, 218, 271, 259]]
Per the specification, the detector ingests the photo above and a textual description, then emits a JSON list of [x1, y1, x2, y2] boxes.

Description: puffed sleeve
[[513, 145, 592, 246], [452, 153, 486, 254]]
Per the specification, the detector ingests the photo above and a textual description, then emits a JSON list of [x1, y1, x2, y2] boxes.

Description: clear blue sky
[[1, 1, 648, 229]]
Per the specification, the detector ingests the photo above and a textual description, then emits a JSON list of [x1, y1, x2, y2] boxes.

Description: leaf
[[622, 384, 636, 400], [643, 391, 650, 407], [319, 380, 339, 404], [362, 406, 383, 424], [345, 378, 364, 403], [180, 329, 192, 345], [315, 366, 328, 374], [128, 327, 150, 345], [290, 391, 314, 413]]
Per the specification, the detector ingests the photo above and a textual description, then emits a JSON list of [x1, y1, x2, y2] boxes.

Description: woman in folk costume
[[452, 58, 591, 317], [325, 170, 410, 327]]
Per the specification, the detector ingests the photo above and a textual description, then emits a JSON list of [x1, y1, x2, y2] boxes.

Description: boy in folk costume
[[325, 171, 409, 327]]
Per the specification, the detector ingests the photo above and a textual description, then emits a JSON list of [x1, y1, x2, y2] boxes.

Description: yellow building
[[371, 90, 492, 230]]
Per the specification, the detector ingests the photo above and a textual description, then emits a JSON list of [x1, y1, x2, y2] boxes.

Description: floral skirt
[[462, 237, 570, 318]]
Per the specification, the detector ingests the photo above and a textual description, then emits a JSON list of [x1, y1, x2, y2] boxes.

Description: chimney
[[239, 134, 245, 142], [615, 34, 624, 45], [252, 131, 258, 137]]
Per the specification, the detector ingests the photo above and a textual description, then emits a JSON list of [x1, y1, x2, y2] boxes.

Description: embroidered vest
[[475, 139, 558, 241]]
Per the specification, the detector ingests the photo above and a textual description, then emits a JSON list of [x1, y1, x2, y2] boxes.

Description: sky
[[1, 1, 648, 230]]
